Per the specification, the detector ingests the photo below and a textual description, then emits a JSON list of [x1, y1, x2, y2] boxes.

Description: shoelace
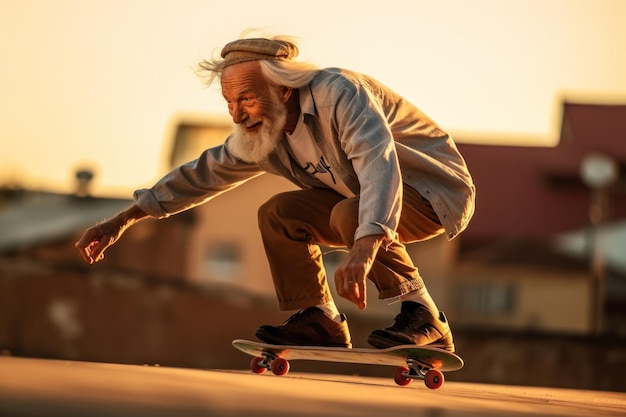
[[390, 307, 427, 331], [389, 313, 410, 330], [284, 308, 316, 325]]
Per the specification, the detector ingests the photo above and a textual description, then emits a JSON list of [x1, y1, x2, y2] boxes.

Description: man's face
[[221, 61, 287, 163]]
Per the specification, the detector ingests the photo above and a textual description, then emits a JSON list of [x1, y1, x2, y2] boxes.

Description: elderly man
[[76, 34, 475, 352]]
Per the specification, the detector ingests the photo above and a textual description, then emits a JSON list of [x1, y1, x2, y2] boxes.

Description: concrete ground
[[1, 356, 624, 417]]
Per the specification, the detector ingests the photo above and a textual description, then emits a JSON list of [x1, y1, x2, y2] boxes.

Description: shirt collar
[[298, 84, 317, 117]]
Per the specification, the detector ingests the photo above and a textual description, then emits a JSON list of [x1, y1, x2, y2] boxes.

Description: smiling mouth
[[244, 121, 262, 130]]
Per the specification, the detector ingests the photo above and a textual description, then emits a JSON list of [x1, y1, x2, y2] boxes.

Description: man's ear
[[279, 86, 293, 102]]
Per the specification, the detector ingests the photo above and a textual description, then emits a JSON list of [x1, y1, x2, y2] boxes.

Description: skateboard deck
[[232, 339, 463, 389]]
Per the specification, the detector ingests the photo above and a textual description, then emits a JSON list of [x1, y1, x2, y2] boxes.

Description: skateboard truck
[[250, 351, 290, 376], [394, 358, 444, 389]]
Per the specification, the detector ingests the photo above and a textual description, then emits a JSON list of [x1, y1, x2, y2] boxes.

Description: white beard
[[226, 91, 287, 164]]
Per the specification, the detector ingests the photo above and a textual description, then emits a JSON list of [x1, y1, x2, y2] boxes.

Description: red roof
[[456, 102, 626, 241]]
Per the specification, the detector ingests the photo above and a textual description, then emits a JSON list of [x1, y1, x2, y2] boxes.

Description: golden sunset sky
[[1, 0, 625, 196]]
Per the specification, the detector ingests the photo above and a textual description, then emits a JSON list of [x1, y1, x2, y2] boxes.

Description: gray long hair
[[197, 35, 320, 89]]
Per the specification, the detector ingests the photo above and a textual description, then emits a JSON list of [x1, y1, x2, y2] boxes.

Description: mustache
[[241, 119, 262, 129]]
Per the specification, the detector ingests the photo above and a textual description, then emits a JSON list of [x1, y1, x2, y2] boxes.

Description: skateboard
[[232, 339, 463, 389]]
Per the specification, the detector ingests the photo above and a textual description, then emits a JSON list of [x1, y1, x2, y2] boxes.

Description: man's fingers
[[336, 276, 367, 310], [350, 279, 366, 310], [356, 281, 367, 310], [75, 230, 108, 264], [75, 241, 93, 264], [89, 240, 110, 263], [75, 232, 91, 248]]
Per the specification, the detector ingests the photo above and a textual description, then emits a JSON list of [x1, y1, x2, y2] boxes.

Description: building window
[[205, 243, 241, 281], [456, 282, 516, 316]]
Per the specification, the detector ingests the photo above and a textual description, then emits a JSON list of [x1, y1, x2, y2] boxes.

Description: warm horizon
[[2, 0, 625, 196]]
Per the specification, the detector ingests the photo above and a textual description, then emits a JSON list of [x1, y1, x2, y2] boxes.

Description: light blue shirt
[[134, 68, 475, 243]]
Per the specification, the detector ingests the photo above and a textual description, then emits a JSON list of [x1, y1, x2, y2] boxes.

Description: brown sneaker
[[367, 302, 455, 352], [256, 307, 352, 348]]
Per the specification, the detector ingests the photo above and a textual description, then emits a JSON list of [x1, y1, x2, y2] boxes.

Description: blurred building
[[455, 102, 626, 335]]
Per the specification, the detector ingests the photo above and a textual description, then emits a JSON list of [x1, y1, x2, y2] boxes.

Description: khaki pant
[[257, 185, 444, 310]]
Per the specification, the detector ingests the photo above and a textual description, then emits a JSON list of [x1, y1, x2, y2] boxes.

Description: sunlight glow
[[1, 0, 624, 196]]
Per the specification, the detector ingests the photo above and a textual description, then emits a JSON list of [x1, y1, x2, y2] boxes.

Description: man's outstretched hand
[[75, 205, 148, 264]]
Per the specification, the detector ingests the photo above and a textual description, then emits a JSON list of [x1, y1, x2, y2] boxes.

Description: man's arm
[[75, 204, 149, 264]]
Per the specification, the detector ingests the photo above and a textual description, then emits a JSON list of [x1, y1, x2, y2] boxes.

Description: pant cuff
[[377, 279, 424, 300], [278, 294, 333, 311]]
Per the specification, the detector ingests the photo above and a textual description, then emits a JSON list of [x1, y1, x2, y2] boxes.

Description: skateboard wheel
[[270, 357, 290, 376], [393, 366, 412, 386], [250, 356, 266, 374], [424, 369, 444, 389]]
